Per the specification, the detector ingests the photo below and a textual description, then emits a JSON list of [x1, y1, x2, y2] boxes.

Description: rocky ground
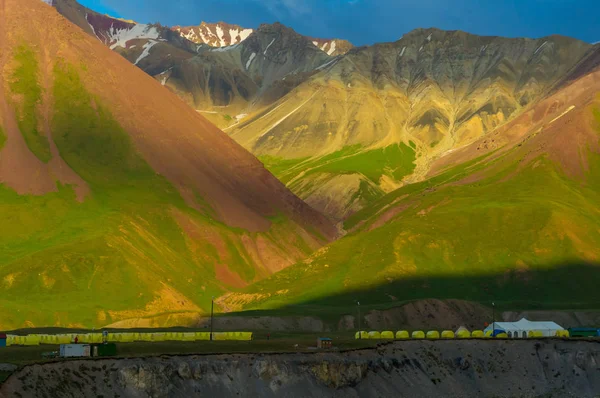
[[2, 340, 600, 397]]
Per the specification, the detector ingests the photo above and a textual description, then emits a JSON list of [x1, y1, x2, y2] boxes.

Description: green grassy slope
[[8, 45, 51, 162], [0, 46, 319, 329], [222, 104, 600, 314], [258, 143, 416, 219]]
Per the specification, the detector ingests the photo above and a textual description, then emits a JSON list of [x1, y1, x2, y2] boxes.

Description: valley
[[0, 0, 599, 335]]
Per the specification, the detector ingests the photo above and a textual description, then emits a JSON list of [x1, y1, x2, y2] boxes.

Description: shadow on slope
[[220, 262, 600, 321]]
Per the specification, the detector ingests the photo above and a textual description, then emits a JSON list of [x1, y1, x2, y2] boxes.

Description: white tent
[[455, 326, 469, 334], [484, 318, 564, 338]]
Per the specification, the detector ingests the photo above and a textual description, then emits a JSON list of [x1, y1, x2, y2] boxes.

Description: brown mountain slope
[[0, 0, 335, 329]]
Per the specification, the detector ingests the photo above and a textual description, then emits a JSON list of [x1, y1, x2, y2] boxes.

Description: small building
[[92, 343, 117, 357], [0, 333, 6, 347], [568, 328, 600, 337], [483, 318, 564, 338], [59, 344, 91, 358], [317, 337, 332, 349]]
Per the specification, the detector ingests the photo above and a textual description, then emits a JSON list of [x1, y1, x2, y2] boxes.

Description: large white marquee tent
[[484, 318, 564, 337]]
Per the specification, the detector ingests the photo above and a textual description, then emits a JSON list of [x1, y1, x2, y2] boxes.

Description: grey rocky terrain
[[2, 340, 600, 397]]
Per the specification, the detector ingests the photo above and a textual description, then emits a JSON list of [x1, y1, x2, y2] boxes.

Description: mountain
[[50, 1, 596, 222], [50, 2, 349, 129], [228, 29, 593, 219], [52, 0, 200, 77], [0, 0, 336, 329], [309, 37, 354, 56], [172, 23, 354, 57], [219, 56, 600, 314], [173, 22, 253, 47], [160, 22, 334, 127]]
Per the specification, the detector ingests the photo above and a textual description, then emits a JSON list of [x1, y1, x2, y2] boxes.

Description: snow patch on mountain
[[40, 0, 54, 5], [235, 28, 253, 42], [316, 58, 338, 70], [107, 23, 160, 50], [85, 13, 98, 37], [312, 40, 340, 56], [327, 41, 337, 56], [246, 52, 256, 69], [534, 41, 548, 55], [174, 23, 254, 47], [211, 44, 239, 52], [216, 25, 225, 46], [264, 38, 276, 55], [134, 40, 158, 65]]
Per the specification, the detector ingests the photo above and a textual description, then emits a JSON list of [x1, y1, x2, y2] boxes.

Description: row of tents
[[355, 328, 570, 340], [5, 331, 253, 346]]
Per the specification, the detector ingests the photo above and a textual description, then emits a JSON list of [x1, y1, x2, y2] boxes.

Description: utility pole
[[210, 296, 214, 341], [492, 302, 495, 337], [357, 301, 361, 339]]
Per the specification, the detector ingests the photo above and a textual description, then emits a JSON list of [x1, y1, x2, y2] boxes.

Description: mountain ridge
[[0, 0, 336, 329]]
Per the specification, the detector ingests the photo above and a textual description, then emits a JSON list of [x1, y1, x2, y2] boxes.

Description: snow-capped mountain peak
[[173, 22, 253, 47]]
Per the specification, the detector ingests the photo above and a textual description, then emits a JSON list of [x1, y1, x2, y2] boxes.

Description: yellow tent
[[368, 331, 381, 339], [412, 331, 425, 339], [355, 331, 368, 340], [151, 333, 166, 341], [528, 330, 544, 338], [181, 332, 195, 341], [495, 332, 508, 338], [471, 330, 484, 338], [555, 330, 569, 338], [456, 330, 471, 339], [381, 331, 394, 339], [441, 330, 455, 339], [395, 330, 409, 339], [23, 335, 40, 346], [426, 331, 440, 339], [194, 332, 210, 341], [226, 332, 252, 341]]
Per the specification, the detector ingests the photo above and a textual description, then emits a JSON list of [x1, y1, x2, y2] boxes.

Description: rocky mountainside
[[221, 52, 600, 313], [229, 29, 594, 219], [52, 0, 199, 76], [161, 22, 333, 126], [49, 0, 597, 220], [172, 23, 354, 58], [50, 1, 343, 129], [0, 0, 336, 329], [3, 340, 600, 397]]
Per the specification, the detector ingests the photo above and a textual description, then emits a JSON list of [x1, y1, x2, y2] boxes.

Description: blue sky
[[79, 0, 599, 46]]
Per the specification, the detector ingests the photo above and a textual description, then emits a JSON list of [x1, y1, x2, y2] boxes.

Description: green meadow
[[227, 118, 600, 314], [0, 46, 315, 329]]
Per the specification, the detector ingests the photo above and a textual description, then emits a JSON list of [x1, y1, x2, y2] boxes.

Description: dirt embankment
[[198, 300, 600, 333], [3, 340, 600, 397]]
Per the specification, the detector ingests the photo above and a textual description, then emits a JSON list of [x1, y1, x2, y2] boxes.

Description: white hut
[[484, 318, 564, 338]]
